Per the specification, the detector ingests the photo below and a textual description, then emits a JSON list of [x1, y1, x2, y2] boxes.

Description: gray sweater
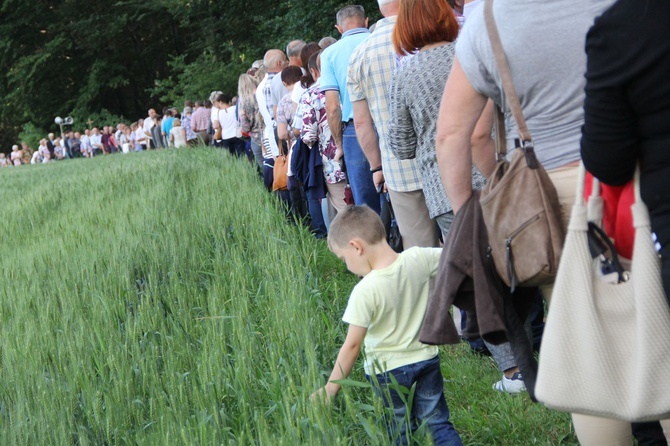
[[388, 44, 485, 218]]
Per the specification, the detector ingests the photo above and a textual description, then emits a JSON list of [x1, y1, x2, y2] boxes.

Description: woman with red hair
[[389, 0, 470, 237], [388, 0, 526, 397]]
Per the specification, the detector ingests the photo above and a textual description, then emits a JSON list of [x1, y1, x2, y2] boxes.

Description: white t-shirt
[[143, 116, 155, 131], [256, 74, 279, 158], [291, 82, 306, 105], [90, 134, 102, 149], [463, 0, 483, 18], [170, 126, 187, 148], [31, 151, 42, 164], [342, 247, 442, 374], [270, 72, 289, 109], [218, 106, 238, 140], [210, 107, 219, 125], [134, 128, 146, 147], [80, 134, 91, 149]]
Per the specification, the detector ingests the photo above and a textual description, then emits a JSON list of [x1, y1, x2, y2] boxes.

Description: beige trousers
[[540, 164, 580, 304], [572, 414, 670, 445], [326, 181, 348, 214], [387, 188, 440, 248]]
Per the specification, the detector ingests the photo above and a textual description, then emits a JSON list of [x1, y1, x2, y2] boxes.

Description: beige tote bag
[[536, 164, 670, 421]]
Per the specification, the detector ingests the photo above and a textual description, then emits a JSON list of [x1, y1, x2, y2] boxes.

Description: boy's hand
[[310, 385, 337, 404], [312, 325, 365, 406], [309, 387, 330, 404]]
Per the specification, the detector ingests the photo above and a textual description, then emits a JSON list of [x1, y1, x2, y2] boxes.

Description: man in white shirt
[[143, 109, 156, 149]]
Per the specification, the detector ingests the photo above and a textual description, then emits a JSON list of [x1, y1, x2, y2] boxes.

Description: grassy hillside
[[0, 149, 576, 445]]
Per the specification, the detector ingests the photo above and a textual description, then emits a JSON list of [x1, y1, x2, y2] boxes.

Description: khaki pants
[[572, 414, 670, 445], [197, 131, 210, 146], [540, 164, 580, 304], [387, 188, 440, 248], [326, 181, 348, 214]]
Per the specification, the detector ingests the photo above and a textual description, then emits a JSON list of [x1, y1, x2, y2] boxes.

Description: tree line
[[0, 0, 381, 151]]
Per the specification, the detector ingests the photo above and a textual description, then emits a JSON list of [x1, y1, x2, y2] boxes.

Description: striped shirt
[[262, 73, 277, 118], [347, 16, 422, 192]]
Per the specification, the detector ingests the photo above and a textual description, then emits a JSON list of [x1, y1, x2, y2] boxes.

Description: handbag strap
[[484, 0, 533, 149], [493, 105, 507, 160], [576, 163, 605, 225], [632, 166, 651, 229]]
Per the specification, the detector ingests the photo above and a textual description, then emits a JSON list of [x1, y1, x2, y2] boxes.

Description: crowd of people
[[0, 102, 220, 167], [4, 0, 669, 444], [215, 0, 670, 444]]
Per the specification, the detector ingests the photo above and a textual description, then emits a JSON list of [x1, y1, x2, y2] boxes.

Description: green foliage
[[150, 51, 248, 105], [68, 109, 129, 132], [0, 149, 578, 444], [0, 0, 383, 151], [17, 122, 43, 149]]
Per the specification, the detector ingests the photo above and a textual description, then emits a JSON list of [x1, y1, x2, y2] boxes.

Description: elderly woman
[[237, 74, 263, 168], [388, 0, 475, 236], [389, 0, 525, 396]]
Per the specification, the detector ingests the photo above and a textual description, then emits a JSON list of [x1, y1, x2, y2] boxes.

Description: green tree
[[0, 0, 382, 152]]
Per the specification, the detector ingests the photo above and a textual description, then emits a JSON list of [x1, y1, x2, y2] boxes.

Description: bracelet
[[370, 166, 382, 174]]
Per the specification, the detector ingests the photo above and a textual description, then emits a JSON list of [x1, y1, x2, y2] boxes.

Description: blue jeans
[[368, 356, 462, 446], [306, 188, 327, 238], [342, 123, 381, 214], [251, 141, 264, 171], [262, 159, 275, 192], [243, 139, 255, 163]]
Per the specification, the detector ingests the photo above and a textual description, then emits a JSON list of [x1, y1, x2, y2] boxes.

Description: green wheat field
[[0, 148, 577, 445]]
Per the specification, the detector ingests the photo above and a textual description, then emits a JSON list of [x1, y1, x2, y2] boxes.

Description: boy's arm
[[312, 324, 367, 403]]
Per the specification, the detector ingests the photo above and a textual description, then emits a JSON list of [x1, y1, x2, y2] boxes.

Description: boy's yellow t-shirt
[[342, 247, 442, 375]]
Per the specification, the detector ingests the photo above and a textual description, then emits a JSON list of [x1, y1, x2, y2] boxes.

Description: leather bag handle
[[493, 104, 507, 159], [484, 0, 533, 146]]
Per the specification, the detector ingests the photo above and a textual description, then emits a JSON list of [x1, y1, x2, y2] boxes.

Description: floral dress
[[300, 81, 346, 184], [237, 96, 262, 146]]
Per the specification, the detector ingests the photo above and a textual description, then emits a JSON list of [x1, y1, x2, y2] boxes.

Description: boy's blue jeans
[[367, 356, 462, 446]]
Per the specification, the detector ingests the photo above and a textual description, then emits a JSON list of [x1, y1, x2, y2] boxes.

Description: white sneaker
[[492, 372, 526, 394]]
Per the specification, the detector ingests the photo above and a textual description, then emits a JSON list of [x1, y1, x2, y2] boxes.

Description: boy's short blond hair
[[328, 205, 386, 249]]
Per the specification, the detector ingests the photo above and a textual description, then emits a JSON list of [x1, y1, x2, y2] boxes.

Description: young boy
[[311, 206, 462, 446]]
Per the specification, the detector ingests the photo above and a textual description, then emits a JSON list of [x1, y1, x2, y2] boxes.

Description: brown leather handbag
[[479, 0, 564, 291]]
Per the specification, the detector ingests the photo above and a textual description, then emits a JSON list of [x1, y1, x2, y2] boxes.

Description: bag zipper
[[505, 214, 542, 292]]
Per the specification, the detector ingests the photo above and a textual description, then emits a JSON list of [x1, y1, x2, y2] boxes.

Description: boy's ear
[[349, 238, 365, 253]]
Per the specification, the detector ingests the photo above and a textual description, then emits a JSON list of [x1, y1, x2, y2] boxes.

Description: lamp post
[[54, 116, 74, 135]]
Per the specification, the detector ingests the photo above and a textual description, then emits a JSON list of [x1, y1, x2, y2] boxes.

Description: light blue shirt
[[162, 116, 174, 136], [319, 28, 370, 122]]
